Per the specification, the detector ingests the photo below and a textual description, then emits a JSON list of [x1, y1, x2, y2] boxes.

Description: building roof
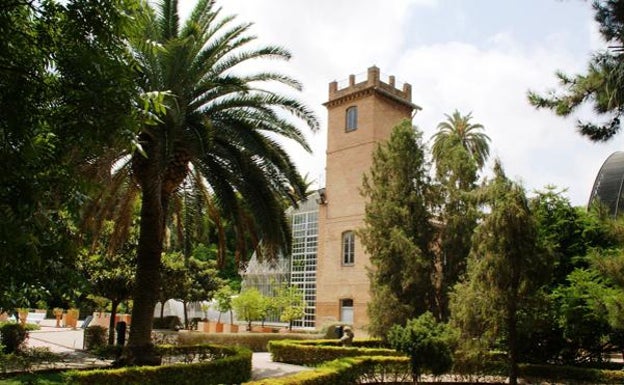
[[588, 151, 624, 216]]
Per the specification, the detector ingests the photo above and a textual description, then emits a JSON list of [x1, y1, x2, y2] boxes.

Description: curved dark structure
[[588, 151, 624, 216]]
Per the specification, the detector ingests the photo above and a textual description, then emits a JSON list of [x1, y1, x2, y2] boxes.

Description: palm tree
[[430, 111, 489, 321], [431, 110, 490, 170], [119, 0, 318, 364]]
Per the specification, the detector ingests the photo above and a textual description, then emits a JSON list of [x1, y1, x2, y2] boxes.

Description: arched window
[[345, 106, 358, 131], [342, 231, 355, 265]]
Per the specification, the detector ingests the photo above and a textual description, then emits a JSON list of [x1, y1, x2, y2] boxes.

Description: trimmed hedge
[[268, 339, 403, 366], [245, 356, 410, 385], [63, 344, 252, 385], [0, 323, 28, 353], [178, 331, 323, 352]]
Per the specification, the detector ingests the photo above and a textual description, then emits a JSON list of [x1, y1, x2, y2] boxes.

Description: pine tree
[[359, 120, 436, 337], [449, 161, 551, 385]]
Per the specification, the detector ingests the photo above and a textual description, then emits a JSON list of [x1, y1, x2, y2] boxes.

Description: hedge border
[[266, 339, 624, 384], [177, 331, 323, 352], [62, 344, 252, 385], [268, 339, 402, 366], [245, 356, 410, 385]]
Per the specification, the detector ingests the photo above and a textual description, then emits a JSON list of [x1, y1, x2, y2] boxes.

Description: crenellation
[[326, 65, 413, 106]]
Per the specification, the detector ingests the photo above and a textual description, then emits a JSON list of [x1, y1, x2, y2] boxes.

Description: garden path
[[25, 319, 311, 380]]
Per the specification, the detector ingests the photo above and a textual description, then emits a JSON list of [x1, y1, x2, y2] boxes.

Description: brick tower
[[315, 66, 419, 333]]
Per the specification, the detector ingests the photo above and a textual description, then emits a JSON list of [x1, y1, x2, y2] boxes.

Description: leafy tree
[[551, 268, 614, 363], [81, 251, 135, 346], [517, 193, 624, 364], [158, 252, 221, 329], [449, 161, 551, 385], [528, 1, 624, 141], [0, 0, 140, 313], [106, 0, 319, 364], [232, 288, 266, 331], [157, 253, 185, 319], [387, 312, 456, 383], [178, 258, 221, 328], [431, 111, 489, 321], [359, 119, 436, 336], [275, 284, 306, 331], [215, 286, 235, 324], [531, 188, 592, 286]]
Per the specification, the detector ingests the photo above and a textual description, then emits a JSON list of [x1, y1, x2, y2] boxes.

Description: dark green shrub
[[387, 312, 455, 381], [64, 344, 252, 385], [153, 316, 182, 330], [268, 339, 403, 366], [84, 326, 108, 351], [451, 348, 507, 378], [92, 344, 123, 360], [0, 323, 27, 353]]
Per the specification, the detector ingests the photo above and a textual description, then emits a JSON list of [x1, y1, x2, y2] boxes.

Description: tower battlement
[[326, 66, 416, 109]]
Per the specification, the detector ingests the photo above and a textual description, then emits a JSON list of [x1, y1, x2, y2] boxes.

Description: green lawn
[[0, 372, 64, 384]]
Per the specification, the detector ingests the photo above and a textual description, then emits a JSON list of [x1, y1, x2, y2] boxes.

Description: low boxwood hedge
[[178, 331, 323, 352], [245, 356, 410, 385], [63, 344, 252, 385], [268, 339, 403, 366]]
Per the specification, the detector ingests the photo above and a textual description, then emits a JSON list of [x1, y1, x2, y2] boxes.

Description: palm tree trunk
[[125, 169, 165, 365]]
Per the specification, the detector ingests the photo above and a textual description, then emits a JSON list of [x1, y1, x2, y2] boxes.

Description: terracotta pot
[[224, 323, 239, 333]]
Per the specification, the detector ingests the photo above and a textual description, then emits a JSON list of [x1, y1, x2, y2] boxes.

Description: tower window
[[346, 106, 358, 131], [342, 231, 355, 265]]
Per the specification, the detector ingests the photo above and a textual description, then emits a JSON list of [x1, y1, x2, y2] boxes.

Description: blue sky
[[180, 0, 621, 206]]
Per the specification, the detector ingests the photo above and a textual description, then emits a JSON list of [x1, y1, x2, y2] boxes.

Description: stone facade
[[316, 66, 418, 333]]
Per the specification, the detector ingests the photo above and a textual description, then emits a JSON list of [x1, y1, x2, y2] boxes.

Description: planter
[[53, 308, 63, 328], [65, 309, 79, 329], [196, 321, 225, 333], [223, 323, 238, 333], [212, 322, 224, 333], [17, 309, 28, 326], [197, 321, 210, 332], [252, 325, 273, 333]]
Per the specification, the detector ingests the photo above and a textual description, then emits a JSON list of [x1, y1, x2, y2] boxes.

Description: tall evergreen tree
[[449, 161, 551, 385], [359, 120, 436, 337]]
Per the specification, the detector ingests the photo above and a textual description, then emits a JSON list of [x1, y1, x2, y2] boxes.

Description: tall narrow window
[[345, 106, 358, 131], [342, 231, 355, 265]]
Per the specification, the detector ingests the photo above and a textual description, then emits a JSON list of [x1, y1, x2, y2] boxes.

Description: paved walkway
[[25, 319, 310, 380]]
